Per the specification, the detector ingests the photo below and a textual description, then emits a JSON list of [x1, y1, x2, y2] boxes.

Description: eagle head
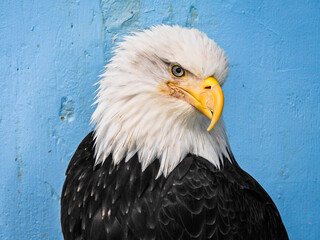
[[92, 25, 230, 177]]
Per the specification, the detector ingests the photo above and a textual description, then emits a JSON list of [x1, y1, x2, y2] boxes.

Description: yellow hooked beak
[[168, 77, 224, 131]]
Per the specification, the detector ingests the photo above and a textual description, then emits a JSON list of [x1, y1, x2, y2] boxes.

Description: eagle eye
[[171, 65, 185, 78]]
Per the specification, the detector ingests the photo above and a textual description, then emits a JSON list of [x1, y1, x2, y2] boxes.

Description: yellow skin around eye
[[166, 66, 224, 131]]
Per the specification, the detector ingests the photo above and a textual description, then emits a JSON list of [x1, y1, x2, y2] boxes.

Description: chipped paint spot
[[15, 157, 24, 180], [44, 181, 60, 201], [186, 6, 198, 27], [100, 0, 141, 61], [162, 4, 174, 24], [59, 97, 75, 122], [280, 166, 289, 180]]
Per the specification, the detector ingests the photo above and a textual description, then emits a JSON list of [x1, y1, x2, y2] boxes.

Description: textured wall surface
[[0, 0, 319, 239]]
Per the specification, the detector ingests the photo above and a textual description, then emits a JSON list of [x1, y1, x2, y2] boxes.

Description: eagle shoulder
[[61, 133, 288, 240], [157, 155, 289, 240]]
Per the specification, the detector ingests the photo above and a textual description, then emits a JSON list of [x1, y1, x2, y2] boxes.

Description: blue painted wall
[[0, 0, 319, 239]]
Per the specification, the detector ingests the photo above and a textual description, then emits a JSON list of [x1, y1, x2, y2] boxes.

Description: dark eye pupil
[[176, 67, 181, 73]]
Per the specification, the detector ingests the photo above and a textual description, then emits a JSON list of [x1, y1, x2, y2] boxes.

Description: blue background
[[0, 0, 319, 239]]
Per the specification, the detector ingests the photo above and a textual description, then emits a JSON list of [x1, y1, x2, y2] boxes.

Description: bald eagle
[[61, 25, 288, 240]]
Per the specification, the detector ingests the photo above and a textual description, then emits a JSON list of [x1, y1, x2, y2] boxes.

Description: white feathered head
[[92, 25, 230, 177]]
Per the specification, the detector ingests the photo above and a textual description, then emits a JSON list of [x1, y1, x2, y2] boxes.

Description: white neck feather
[[91, 76, 231, 178], [91, 25, 232, 177]]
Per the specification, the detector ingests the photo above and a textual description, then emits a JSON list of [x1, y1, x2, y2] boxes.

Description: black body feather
[[61, 132, 288, 239]]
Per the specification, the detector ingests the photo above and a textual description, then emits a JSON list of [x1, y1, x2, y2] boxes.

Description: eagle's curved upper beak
[[168, 77, 224, 131]]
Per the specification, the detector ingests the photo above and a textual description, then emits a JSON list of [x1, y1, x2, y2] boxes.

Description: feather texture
[[61, 132, 289, 240], [91, 25, 230, 177]]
